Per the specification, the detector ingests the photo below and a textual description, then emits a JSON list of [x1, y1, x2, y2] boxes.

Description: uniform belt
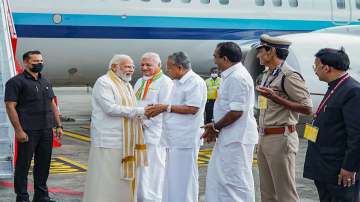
[[260, 125, 296, 135]]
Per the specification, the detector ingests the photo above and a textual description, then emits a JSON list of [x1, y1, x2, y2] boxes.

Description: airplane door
[[331, 0, 352, 25]]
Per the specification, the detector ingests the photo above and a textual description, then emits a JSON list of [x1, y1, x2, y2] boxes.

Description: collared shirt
[[161, 70, 207, 148], [214, 63, 258, 145], [259, 62, 312, 128], [304, 76, 360, 184], [4, 70, 55, 130], [134, 74, 173, 145], [90, 74, 144, 148]]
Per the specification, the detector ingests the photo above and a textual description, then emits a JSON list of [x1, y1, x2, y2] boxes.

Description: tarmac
[[0, 87, 319, 202]]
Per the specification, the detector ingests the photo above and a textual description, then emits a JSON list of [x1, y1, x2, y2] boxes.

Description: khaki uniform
[[258, 63, 312, 202]]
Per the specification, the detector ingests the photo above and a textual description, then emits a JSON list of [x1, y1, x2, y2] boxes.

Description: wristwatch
[[56, 125, 63, 129]]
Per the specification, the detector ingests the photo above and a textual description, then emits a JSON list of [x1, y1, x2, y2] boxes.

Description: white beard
[[115, 69, 132, 82]]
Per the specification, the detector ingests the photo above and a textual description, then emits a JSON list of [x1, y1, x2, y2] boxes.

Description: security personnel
[[304, 48, 360, 202], [5, 50, 62, 202], [205, 67, 221, 123], [255, 34, 313, 202]]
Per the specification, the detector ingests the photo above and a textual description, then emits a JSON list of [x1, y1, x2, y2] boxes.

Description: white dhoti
[[137, 144, 166, 202], [83, 146, 131, 202], [205, 142, 255, 202], [162, 147, 199, 202]]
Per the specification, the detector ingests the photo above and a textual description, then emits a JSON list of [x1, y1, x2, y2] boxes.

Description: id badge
[[304, 123, 319, 143], [258, 95, 267, 110]]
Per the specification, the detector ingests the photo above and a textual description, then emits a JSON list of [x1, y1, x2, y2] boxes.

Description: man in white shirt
[[202, 42, 259, 202], [83, 54, 149, 202], [146, 51, 207, 202], [134, 52, 173, 202]]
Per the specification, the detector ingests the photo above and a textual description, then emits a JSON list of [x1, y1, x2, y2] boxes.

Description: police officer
[[5, 50, 63, 202], [303, 48, 360, 202], [204, 67, 221, 123], [255, 34, 313, 202]]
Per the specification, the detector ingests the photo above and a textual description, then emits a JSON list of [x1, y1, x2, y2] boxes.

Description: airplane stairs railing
[[0, 0, 19, 179]]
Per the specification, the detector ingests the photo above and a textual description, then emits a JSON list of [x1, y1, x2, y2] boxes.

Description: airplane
[[9, 0, 360, 87]]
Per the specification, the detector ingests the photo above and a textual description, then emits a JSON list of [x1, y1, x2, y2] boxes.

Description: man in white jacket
[[134, 52, 173, 202], [83, 54, 149, 202]]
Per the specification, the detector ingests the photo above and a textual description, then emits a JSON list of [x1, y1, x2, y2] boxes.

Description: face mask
[[211, 73, 218, 78], [30, 63, 44, 73]]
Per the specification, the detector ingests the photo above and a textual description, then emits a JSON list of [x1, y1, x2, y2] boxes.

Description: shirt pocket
[[23, 84, 40, 101], [171, 89, 185, 105], [146, 87, 159, 103]]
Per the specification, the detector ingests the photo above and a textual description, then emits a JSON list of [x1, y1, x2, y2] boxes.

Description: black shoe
[[32, 197, 56, 202]]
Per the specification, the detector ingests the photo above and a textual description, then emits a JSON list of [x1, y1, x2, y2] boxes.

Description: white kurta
[[161, 70, 207, 202], [83, 74, 144, 202], [134, 74, 173, 202], [205, 63, 258, 202]]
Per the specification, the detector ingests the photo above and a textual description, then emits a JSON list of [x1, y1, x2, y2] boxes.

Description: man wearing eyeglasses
[[304, 48, 360, 202], [255, 34, 313, 202]]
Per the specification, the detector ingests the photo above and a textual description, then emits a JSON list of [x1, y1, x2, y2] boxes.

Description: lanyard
[[262, 63, 284, 88], [263, 68, 280, 87], [314, 73, 350, 118]]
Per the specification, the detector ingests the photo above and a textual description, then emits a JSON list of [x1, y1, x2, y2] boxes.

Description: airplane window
[[289, 0, 298, 7], [219, 0, 229, 5], [182, 0, 191, 3], [255, 0, 264, 6], [357, 0, 360, 9], [337, 0, 345, 9], [201, 0, 210, 4], [272, 0, 282, 7]]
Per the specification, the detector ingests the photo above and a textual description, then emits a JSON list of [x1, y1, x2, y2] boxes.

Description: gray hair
[[141, 52, 161, 67], [108, 54, 132, 69], [168, 51, 191, 69]]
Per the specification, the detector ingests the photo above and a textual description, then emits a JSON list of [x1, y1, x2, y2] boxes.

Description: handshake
[[144, 104, 168, 118]]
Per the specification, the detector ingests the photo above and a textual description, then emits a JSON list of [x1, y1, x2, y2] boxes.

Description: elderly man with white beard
[[134, 52, 173, 202], [83, 54, 150, 202]]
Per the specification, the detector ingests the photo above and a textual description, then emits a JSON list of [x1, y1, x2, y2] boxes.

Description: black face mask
[[30, 63, 44, 73]]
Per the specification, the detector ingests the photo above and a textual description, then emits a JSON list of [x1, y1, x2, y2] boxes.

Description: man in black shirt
[[5, 50, 63, 202], [303, 48, 360, 202]]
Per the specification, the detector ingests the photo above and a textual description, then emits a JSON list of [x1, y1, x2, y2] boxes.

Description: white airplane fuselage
[[9, 0, 360, 104]]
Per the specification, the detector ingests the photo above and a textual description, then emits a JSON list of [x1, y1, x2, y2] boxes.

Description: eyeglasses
[[120, 64, 135, 69]]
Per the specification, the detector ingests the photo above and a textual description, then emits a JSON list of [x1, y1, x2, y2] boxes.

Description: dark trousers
[[14, 129, 53, 202], [315, 180, 360, 202], [205, 100, 215, 124]]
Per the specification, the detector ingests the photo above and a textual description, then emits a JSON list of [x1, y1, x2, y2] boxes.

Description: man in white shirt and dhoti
[[134, 52, 173, 202], [146, 51, 207, 202], [83, 54, 148, 202], [202, 42, 259, 202]]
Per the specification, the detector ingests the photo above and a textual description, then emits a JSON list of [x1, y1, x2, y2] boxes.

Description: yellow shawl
[[108, 70, 148, 201]]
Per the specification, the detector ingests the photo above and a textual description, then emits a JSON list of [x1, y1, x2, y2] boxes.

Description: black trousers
[[14, 129, 53, 202], [205, 100, 215, 124], [315, 180, 360, 202]]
